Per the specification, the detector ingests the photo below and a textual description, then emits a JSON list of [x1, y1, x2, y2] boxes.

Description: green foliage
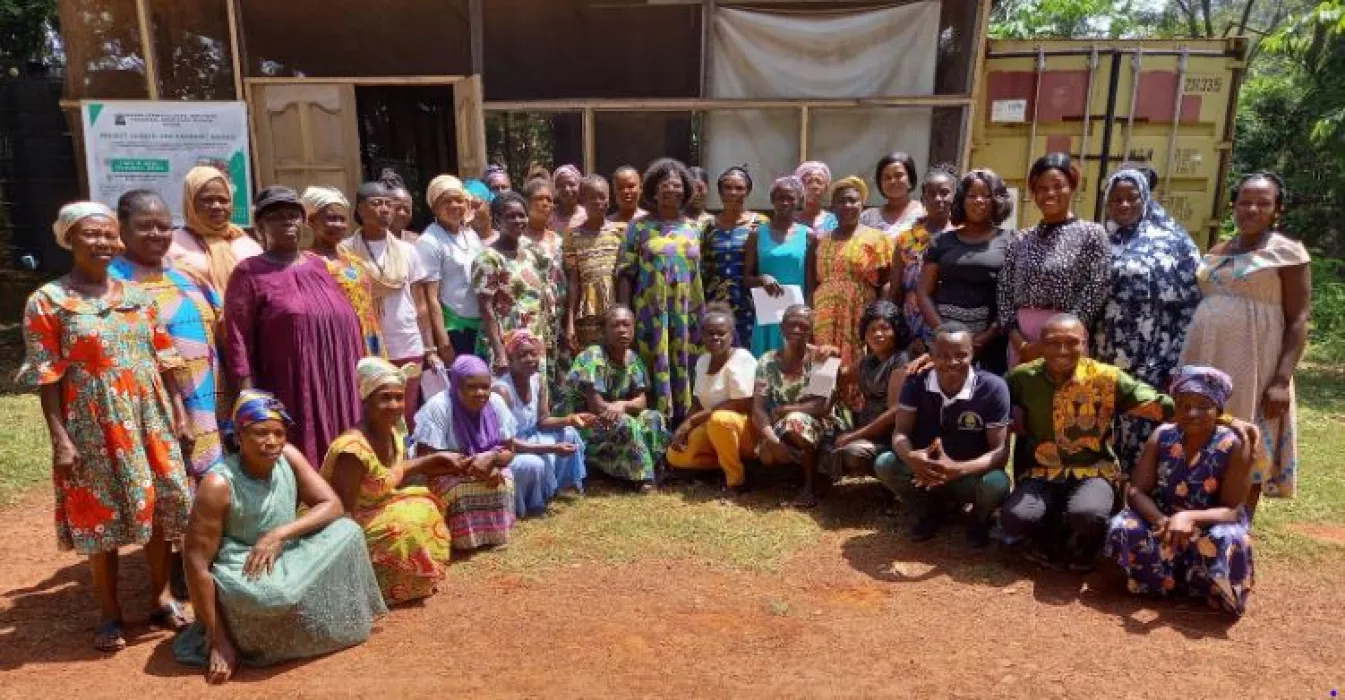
[[1307, 258, 1345, 363], [0, 0, 57, 64], [989, 0, 1160, 38]]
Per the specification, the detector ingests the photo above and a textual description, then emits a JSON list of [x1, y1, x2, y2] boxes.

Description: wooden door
[[252, 82, 362, 196], [453, 75, 487, 179]]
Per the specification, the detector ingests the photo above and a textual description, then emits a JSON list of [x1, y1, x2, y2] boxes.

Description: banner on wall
[[81, 101, 253, 226]]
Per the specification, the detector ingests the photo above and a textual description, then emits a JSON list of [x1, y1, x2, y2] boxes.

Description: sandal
[[149, 600, 191, 631], [93, 619, 126, 652]]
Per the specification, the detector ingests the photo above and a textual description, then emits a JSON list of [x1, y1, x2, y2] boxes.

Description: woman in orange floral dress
[[21, 202, 194, 652], [807, 176, 896, 368]]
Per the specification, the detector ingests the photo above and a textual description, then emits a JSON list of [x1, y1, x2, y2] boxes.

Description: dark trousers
[[447, 328, 479, 357], [1000, 477, 1115, 554]]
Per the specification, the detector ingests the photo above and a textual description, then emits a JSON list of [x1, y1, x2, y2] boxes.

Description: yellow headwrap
[[300, 186, 350, 217], [181, 166, 248, 294], [52, 201, 116, 250], [357, 356, 422, 401], [426, 175, 465, 210], [830, 175, 870, 203]]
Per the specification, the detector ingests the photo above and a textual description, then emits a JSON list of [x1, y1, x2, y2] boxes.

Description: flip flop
[[149, 600, 191, 631], [93, 619, 126, 652]]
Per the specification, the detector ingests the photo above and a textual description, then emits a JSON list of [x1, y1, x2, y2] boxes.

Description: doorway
[[355, 86, 457, 231]]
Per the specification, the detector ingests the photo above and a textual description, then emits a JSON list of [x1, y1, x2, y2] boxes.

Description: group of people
[[19, 150, 1310, 682]]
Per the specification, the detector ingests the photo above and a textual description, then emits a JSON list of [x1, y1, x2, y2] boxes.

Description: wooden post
[[469, 0, 485, 76], [798, 105, 809, 161], [134, 0, 159, 99], [226, 0, 246, 100], [582, 107, 596, 174], [961, 0, 993, 171]]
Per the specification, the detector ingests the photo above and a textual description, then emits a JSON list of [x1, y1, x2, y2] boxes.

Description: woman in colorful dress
[[996, 152, 1111, 368], [617, 158, 706, 425], [666, 306, 758, 495], [565, 174, 625, 351], [474, 192, 553, 376], [176, 391, 385, 684], [702, 166, 767, 349], [893, 165, 958, 353], [23, 202, 194, 651], [808, 176, 895, 368], [418, 175, 486, 364], [860, 152, 925, 238], [555, 306, 670, 491], [754, 305, 834, 508], [169, 165, 262, 295], [304, 184, 384, 358], [794, 161, 838, 234], [411, 355, 519, 549], [224, 186, 365, 465], [1180, 172, 1310, 517], [493, 329, 591, 511], [916, 168, 1014, 375], [1093, 169, 1201, 471], [685, 166, 715, 228], [1105, 366, 1256, 617], [322, 358, 452, 605], [746, 176, 811, 357], [549, 164, 587, 234], [110, 190, 223, 479], [522, 177, 569, 386]]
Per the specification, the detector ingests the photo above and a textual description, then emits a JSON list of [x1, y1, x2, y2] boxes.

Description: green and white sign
[[81, 101, 252, 226]]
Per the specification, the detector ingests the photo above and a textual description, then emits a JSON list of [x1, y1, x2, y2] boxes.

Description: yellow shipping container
[[971, 38, 1247, 248]]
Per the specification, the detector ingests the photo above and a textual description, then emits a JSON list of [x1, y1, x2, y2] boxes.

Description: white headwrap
[[52, 201, 116, 250], [300, 186, 350, 217], [426, 175, 465, 209]]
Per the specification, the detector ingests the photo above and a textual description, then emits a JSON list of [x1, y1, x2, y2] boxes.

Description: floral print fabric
[[472, 240, 553, 373], [754, 347, 827, 446], [555, 346, 669, 482], [324, 250, 386, 358], [702, 213, 767, 349], [812, 226, 894, 368], [19, 280, 192, 553], [563, 222, 625, 348]]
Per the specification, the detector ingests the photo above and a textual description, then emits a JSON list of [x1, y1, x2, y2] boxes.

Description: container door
[[251, 82, 362, 196], [454, 75, 487, 179]]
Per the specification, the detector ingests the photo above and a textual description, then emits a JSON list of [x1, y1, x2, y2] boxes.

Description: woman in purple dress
[[223, 186, 364, 464]]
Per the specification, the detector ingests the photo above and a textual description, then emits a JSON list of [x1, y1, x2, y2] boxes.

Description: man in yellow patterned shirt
[[1001, 314, 1173, 570]]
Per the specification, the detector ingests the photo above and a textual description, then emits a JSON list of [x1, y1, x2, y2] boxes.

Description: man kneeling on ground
[[874, 322, 1011, 546]]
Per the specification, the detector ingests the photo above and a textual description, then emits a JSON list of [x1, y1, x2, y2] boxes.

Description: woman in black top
[[916, 168, 1014, 375]]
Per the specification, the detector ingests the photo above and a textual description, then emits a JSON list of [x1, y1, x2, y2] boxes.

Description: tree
[[0, 0, 57, 64]]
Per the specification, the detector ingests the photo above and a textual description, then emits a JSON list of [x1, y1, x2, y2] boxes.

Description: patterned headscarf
[[357, 356, 421, 401], [52, 201, 116, 250], [794, 161, 832, 185], [299, 186, 350, 218], [769, 176, 805, 200], [448, 355, 501, 456], [503, 328, 542, 358], [831, 175, 870, 203], [181, 166, 247, 294], [1102, 169, 1152, 233], [426, 175, 465, 210], [1170, 365, 1234, 411], [232, 389, 293, 430]]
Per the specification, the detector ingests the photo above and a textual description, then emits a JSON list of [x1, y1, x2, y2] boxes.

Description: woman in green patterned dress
[[754, 305, 835, 508], [473, 191, 553, 375], [555, 306, 670, 491]]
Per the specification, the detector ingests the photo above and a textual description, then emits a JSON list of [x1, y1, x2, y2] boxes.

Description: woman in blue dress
[[701, 166, 767, 349], [492, 329, 591, 513], [1105, 366, 1256, 617], [746, 176, 811, 357], [794, 161, 838, 234], [1092, 168, 1201, 472]]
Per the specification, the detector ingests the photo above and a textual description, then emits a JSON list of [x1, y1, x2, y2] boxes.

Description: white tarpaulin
[[705, 4, 939, 209]]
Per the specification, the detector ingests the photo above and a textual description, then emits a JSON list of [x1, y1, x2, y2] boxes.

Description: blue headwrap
[[464, 178, 494, 203], [231, 389, 293, 430], [1170, 365, 1234, 411]]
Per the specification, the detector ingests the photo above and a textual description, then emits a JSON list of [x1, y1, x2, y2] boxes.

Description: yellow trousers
[[666, 410, 756, 487]]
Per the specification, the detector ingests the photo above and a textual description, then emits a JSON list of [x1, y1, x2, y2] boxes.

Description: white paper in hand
[[804, 357, 842, 398], [751, 284, 806, 326]]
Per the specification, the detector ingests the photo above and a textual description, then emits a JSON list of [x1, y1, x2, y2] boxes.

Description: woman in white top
[[415, 175, 485, 366], [666, 305, 759, 495]]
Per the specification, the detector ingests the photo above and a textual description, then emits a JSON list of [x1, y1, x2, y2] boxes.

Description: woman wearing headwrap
[[418, 174, 487, 366], [794, 161, 838, 234], [484, 164, 512, 194], [322, 358, 452, 605], [463, 178, 497, 244], [746, 176, 812, 356], [493, 329, 591, 514], [411, 355, 518, 549], [549, 164, 587, 234], [169, 165, 263, 294], [1105, 366, 1257, 618], [341, 181, 435, 423], [303, 184, 384, 358], [22, 201, 195, 651], [176, 390, 386, 684], [808, 176, 895, 368], [1092, 168, 1201, 472], [223, 186, 365, 465], [702, 166, 768, 350]]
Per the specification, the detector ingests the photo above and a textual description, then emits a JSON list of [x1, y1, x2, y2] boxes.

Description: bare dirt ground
[[1, 486, 1342, 699]]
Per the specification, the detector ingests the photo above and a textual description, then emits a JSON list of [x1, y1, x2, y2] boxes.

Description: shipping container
[[971, 38, 1247, 248]]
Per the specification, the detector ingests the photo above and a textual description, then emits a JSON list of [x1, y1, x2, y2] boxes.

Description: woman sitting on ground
[[411, 355, 520, 549], [754, 305, 834, 508], [554, 306, 670, 492], [493, 329, 591, 514], [667, 305, 759, 495], [176, 390, 386, 684], [321, 357, 453, 605], [826, 300, 909, 480], [1105, 366, 1257, 617]]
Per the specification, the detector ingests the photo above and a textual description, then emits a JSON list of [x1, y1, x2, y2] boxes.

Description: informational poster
[[81, 101, 252, 226]]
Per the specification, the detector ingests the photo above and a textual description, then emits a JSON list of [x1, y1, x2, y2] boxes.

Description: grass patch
[[0, 394, 47, 506]]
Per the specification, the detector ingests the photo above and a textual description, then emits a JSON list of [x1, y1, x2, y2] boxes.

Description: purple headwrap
[[1170, 365, 1234, 411], [448, 354, 501, 455]]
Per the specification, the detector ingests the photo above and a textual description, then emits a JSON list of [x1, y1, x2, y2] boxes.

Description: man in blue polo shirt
[[874, 322, 1011, 546]]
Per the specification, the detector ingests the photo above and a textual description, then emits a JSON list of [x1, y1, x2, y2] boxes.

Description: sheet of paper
[[804, 357, 843, 398], [751, 284, 806, 326]]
